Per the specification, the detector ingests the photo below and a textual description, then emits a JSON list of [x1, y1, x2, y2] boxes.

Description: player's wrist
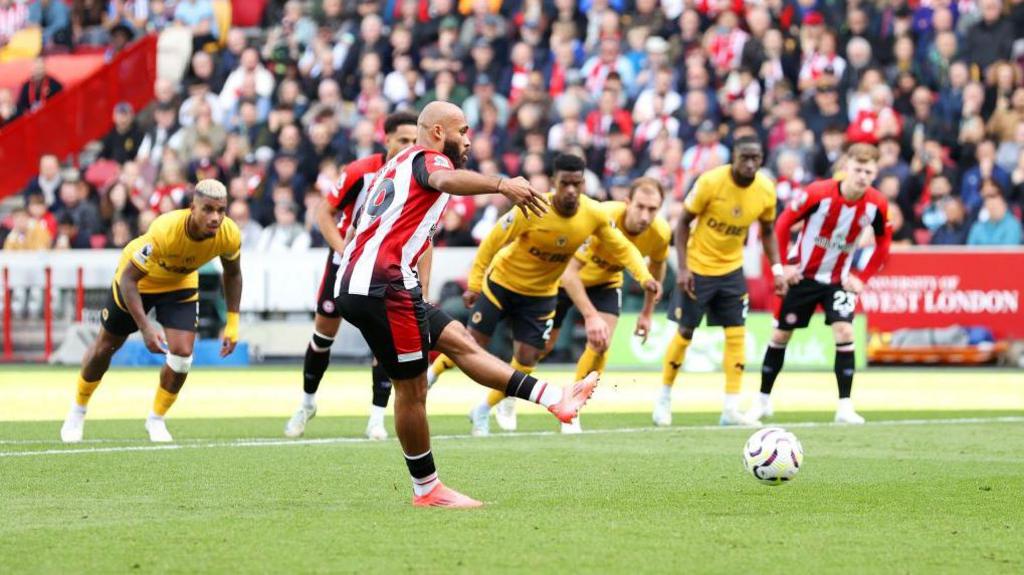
[[771, 263, 785, 278], [225, 311, 240, 340]]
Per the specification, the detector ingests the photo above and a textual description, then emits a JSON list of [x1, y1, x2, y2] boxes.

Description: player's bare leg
[[285, 313, 341, 438], [145, 328, 196, 442], [61, 327, 128, 442], [830, 321, 864, 424], [428, 324, 490, 389], [391, 371, 481, 508], [750, 328, 793, 421], [562, 312, 618, 434], [437, 322, 598, 436], [655, 325, 694, 427]]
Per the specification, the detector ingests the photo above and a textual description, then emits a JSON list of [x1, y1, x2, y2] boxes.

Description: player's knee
[[833, 323, 855, 343], [772, 330, 793, 346], [165, 352, 193, 374], [679, 326, 695, 340], [394, 376, 428, 402]]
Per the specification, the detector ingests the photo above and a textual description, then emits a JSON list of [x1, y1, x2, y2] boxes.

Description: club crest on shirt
[[471, 311, 482, 324], [858, 213, 873, 228], [790, 190, 808, 211], [556, 235, 568, 247], [133, 243, 153, 265], [731, 206, 742, 217], [500, 212, 515, 230], [434, 155, 452, 169]]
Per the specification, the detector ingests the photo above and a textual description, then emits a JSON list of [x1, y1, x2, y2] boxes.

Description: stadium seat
[[230, 0, 267, 28], [0, 27, 42, 63], [213, 0, 233, 47]]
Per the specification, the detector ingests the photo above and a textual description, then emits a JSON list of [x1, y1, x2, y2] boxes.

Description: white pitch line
[[1, 416, 1022, 459]]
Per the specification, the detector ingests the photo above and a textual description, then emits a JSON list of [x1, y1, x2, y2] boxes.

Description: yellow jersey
[[468, 194, 653, 297], [684, 165, 776, 276], [114, 209, 241, 295], [575, 201, 671, 289]]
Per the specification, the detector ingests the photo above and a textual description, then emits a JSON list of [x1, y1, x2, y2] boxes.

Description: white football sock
[[837, 398, 854, 412], [411, 473, 439, 496], [723, 393, 740, 412], [302, 392, 316, 410], [529, 381, 562, 408], [759, 392, 772, 407], [147, 412, 163, 421], [70, 403, 86, 415], [369, 404, 386, 424], [660, 385, 673, 401]]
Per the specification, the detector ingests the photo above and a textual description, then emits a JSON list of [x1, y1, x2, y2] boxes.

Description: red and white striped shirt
[[777, 179, 892, 285], [0, 2, 29, 44], [336, 146, 453, 297], [327, 153, 385, 235]]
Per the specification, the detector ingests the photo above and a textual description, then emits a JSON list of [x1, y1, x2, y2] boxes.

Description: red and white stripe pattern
[[336, 146, 451, 297], [0, 2, 29, 44], [781, 180, 887, 284], [327, 153, 385, 235]]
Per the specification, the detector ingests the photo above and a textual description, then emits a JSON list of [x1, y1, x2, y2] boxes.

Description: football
[[743, 427, 804, 485]]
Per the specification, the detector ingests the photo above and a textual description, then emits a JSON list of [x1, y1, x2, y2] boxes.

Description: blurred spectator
[[989, 86, 1024, 148], [3, 207, 51, 250], [137, 102, 179, 171], [174, 0, 218, 51], [22, 154, 64, 210], [100, 102, 143, 164], [0, 0, 30, 48], [920, 174, 955, 232], [16, 57, 62, 117], [931, 198, 970, 245], [435, 196, 476, 247], [99, 181, 139, 230], [71, 0, 110, 46], [55, 176, 101, 243], [0, 87, 15, 126], [228, 199, 263, 250], [961, 140, 1011, 213], [28, 0, 71, 50], [219, 48, 276, 115], [257, 200, 311, 252], [107, 217, 132, 249], [962, 0, 1016, 71], [889, 201, 915, 247], [968, 185, 1023, 245]]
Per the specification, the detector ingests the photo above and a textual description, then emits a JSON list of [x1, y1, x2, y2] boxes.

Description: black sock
[[835, 344, 855, 399], [371, 362, 392, 408], [505, 370, 540, 400], [302, 333, 334, 394], [404, 450, 436, 481], [760, 344, 787, 394]]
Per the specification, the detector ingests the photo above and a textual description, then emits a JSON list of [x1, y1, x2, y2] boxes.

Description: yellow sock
[[491, 358, 536, 406], [574, 346, 607, 381], [75, 375, 101, 407], [430, 354, 456, 378], [662, 332, 691, 387], [723, 326, 746, 395], [152, 386, 179, 417]]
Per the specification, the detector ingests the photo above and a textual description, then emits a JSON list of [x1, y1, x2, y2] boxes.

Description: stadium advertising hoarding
[[860, 249, 1024, 339], [605, 312, 866, 370]]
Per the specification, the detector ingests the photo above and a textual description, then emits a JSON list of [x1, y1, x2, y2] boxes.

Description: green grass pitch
[[1, 367, 1022, 573]]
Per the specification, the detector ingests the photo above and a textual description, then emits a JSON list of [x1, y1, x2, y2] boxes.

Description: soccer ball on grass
[[742, 427, 804, 485]]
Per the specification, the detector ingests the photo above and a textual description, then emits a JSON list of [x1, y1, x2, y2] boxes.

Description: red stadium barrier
[[0, 35, 157, 201], [861, 248, 1024, 339]]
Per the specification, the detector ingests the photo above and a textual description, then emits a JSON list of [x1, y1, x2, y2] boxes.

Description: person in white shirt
[[257, 200, 310, 253]]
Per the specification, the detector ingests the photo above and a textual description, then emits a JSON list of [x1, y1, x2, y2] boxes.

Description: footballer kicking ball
[[743, 427, 804, 485]]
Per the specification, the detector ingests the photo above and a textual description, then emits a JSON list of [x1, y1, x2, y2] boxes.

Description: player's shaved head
[[418, 101, 471, 168]]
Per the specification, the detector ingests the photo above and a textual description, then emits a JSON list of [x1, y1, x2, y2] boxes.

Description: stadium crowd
[[2, 0, 1024, 253]]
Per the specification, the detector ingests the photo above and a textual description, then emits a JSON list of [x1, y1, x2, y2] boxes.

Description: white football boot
[[284, 405, 316, 438], [719, 408, 761, 427], [745, 395, 774, 422], [365, 411, 388, 440], [469, 404, 490, 437], [494, 397, 518, 431], [652, 395, 672, 427], [834, 407, 866, 424], [145, 416, 173, 442], [60, 404, 87, 443]]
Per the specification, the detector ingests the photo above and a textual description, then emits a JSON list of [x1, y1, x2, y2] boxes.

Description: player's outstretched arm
[[220, 255, 242, 357], [594, 221, 659, 299], [428, 170, 548, 217], [119, 264, 166, 354], [560, 258, 609, 351]]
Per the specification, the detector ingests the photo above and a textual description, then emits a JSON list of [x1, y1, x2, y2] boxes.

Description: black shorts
[[668, 267, 748, 329], [316, 249, 342, 318], [101, 283, 198, 336], [467, 274, 557, 349], [336, 286, 454, 380], [552, 284, 622, 330], [775, 279, 857, 330]]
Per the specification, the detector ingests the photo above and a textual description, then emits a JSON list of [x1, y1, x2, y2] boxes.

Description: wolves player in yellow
[[544, 177, 670, 432], [427, 153, 662, 435], [656, 136, 787, 427], [60, 180, 243, 443]]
